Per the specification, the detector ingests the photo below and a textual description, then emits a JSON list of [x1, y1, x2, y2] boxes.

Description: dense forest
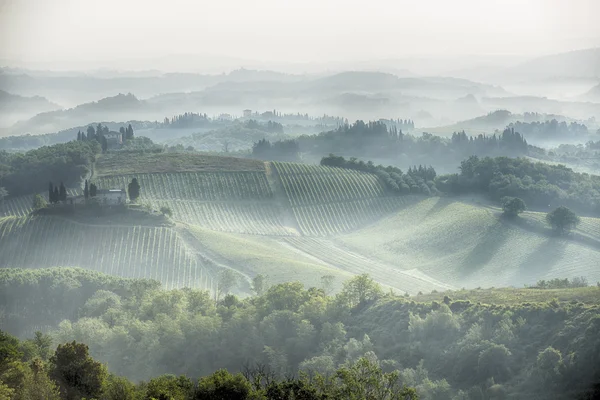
[[1, 268, 599, 400]]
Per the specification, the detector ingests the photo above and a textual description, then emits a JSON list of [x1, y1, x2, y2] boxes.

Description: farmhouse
[[95, 189, 127, 205], [104, 131, 123, 149]]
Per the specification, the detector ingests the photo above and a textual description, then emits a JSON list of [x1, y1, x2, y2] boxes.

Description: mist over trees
[[1, 268, 599, 400]]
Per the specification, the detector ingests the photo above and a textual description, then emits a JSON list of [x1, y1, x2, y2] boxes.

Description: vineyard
[[272, 162, 413, 235], [0, 188, 81, 217], [93, 171, 295, 235], [0, 216, 215, 291]]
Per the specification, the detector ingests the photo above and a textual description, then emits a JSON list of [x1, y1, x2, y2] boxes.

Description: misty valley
[[1, 11, 600, 400]]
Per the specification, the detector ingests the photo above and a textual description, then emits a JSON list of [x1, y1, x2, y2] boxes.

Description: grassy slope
[[338, 196, 600, 289], [188, 226, 353, 291]]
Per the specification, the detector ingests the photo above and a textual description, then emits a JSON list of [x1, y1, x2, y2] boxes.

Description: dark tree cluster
[[244, 119, 284, 133], [77, 123, 134, 152], [321, 154, 438, 195], [163, 112, 210, 128], [252, 139, 300, 161], [0, 140, 100, 198], [508, 119, 589, 140], [259, 120, 532, 164], [436, 155, 600, 215], [47, 182, 67, 204]]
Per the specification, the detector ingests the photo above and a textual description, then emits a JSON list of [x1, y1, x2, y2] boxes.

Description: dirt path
[[174, 223, 253, 294]]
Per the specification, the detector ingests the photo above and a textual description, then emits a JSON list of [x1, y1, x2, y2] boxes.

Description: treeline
[[253, 120, 532, 165], [437, 156, 600, 214], [252, 139, 299, 161], [0, 140, 100, 198], [1, 268, 599, 399], [162, 112, 210, 128], [321, 155, 437, 195], [244, 119, 284, 134], [508, 119, 589, 140], [0, 332, 417, 400]]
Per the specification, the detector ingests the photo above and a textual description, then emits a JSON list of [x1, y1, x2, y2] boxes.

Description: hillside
[[2, 153, 600, 295], [338, 197, 600, 289], [0, 215, 215, 290]]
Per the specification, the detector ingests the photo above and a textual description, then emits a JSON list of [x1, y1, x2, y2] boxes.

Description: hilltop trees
[[128, 178, 140, 202], [546, 206, 580, 234], [501, 196, 526, 217]]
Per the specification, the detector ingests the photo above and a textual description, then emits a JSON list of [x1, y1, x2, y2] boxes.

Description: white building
[[94, 189, 127, 205]]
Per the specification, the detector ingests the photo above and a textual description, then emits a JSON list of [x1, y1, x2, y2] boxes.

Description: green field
[[338, 197, 600, 289]]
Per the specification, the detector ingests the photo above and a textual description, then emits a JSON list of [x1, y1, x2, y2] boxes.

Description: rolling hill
[[1, 153, 599, 295]]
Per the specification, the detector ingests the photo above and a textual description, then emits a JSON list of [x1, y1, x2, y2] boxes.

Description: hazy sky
[[1, 0, 599, 70]]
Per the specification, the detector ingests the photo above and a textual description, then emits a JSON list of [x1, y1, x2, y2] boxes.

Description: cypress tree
[[59, 182, 67, 202], [84, 180, 89, 200], [53, 187, 59, 204], [48, 182, 54, 203]]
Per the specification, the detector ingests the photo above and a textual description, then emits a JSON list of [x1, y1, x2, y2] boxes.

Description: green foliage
[[446, 155, 600, 214], [146, 374, 193, 400], [194, 369, 252, 400], [32, 194, 47, 210], [49, 341, 108, 400], [338, 274, 383, 308], [216, 269, 239, 302], [0, 140, 100, 197], [252, 274, 268, 296], [546, 206, 580, 233], [500, 196, 526, 217], [128, 178, 141, 202], [2, 269, 600, 399], [535, 277, 588, 289]]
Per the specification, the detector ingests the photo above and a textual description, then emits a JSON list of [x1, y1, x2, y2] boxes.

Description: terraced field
[[338, 197, 600, 288], [272, 162, 411, 235], [0, 216, 214, 290]]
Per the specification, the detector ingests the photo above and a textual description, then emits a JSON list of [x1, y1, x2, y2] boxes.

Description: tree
[[90, 183, 97, 198], [216, 269, 239, 302], [84, 180, 89, 200], [194, 369, 251, 400], [53, 187, 59, 205], [501, 196, 526, 217], [128, 178, 140, 202], [546, 206, 580, 234], [251, 274, 268, 296], [159, 206, 173, 217], [146, 374, 193, 400], [126, 124, 134, 140], [49, 341, 107, 400], [320, 275, 335, 296], [48, 182, 55, 204], [86, 125, 95, 140], [338, 274, 383, 308], [32, 194, 47, 210], [59, 182, 67, 202]]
